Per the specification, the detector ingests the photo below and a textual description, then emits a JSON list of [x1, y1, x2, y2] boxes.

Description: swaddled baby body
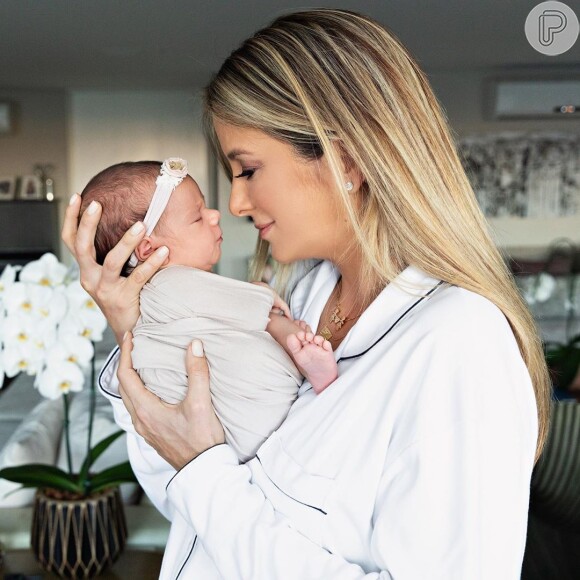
[[132, 265, 301, 461], [79, 158, 339, 461]]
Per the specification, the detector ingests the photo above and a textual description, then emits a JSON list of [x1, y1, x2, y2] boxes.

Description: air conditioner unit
[[492, 79, 580, 119]]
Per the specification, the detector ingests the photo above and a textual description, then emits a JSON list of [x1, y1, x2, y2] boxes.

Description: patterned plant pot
[[31, 487, 127, 579]]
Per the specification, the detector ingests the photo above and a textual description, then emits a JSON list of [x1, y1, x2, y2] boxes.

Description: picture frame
[[17, 175, 43, 200], [0, 176, 16, 200]]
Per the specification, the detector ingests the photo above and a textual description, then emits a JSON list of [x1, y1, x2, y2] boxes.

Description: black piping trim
[[98, 346, 122, 399], [254, 455, 328, 515], [337, 281, 447, 364], [302, 280, 448, 393], [165, 444, 230, 491], [175, 535, 197, 579]]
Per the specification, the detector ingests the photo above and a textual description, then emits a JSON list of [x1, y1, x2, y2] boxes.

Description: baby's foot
[[295, 320, 311, 332], [287, 330, 338, 394]]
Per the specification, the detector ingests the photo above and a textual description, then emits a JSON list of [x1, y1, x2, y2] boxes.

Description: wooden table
[[2, 548, 163, 579]]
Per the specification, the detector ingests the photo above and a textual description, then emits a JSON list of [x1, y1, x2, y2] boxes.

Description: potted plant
[[545, 334, 580, 399], [0, 253, 137, 579]]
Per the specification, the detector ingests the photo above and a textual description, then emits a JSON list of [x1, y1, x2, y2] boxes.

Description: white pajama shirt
[[99, 260, 538, 579]]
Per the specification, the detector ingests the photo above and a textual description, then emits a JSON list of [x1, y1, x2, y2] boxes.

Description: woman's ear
[[334, 141, 365, 193], [134, 237, 157, 263]]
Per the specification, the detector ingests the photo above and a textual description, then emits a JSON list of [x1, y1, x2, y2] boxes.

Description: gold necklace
[[319, 277, 363, 341]]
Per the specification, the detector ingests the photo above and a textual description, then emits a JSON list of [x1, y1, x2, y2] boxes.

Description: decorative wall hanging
[[459, 132, 580, 218]]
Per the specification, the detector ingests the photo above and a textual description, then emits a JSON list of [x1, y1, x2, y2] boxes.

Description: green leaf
[[1, 483, 40, 500], [77, 430, 126, 489], [0, 464, 82, 494], [86, 462, 137, 495]]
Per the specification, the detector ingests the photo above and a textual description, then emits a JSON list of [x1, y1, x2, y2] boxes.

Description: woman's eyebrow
[[226, 148, 254, 160]]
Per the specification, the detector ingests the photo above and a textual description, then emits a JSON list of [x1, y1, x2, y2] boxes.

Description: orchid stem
[[63, 393, 73, 475], [87, 346, 96, 465]]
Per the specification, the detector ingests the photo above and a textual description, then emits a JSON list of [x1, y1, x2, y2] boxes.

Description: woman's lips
[[256, 222, 274, 239]]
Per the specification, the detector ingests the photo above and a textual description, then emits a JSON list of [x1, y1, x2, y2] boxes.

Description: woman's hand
[[117, 332, 226, 470], [61, 195, 169, 344], [251, 281, 293, 319]]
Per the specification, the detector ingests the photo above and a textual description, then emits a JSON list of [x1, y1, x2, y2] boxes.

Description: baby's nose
[[209, 209, 220, 224]]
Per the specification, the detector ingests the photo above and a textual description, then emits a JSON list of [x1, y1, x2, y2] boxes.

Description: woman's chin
[[270, 249, 294, 265], [271, 243, 311, 265]]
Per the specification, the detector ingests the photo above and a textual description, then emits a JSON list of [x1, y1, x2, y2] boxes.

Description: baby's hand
[[251, 281, 293, 320]]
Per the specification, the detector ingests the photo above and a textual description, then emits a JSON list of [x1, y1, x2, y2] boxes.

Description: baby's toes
[[322, 339, 333, 351], [297, 320, 311, 332], [296, 330, 306, 342], [313, 335, 325, 347], [286, 333, 303, 355], [305, 331, 315, 342]]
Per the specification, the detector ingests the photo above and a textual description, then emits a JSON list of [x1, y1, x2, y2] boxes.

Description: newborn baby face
[[153, 176, 223, 271]]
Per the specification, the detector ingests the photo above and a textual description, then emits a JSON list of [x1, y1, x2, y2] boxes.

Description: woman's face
[[214, 120, 352, 264]]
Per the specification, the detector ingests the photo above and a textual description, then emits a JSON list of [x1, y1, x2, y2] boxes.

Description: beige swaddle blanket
[[131, 266, 303, 462]]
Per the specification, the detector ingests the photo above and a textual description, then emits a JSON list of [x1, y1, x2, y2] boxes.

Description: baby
[[79, 158, 338, 461]]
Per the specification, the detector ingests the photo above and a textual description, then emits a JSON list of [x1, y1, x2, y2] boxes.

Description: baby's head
[[79, 160, 222, 277]]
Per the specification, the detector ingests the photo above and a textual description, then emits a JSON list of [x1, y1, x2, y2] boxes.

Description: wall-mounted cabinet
[[0, 200, 60, 268]]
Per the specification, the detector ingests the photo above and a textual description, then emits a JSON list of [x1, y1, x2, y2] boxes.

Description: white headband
[[128, 157, 188, 268]]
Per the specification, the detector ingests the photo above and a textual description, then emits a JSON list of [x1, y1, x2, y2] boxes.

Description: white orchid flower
[[36, 361, 85, 400], [47, 333, 94, 369], [19, 253, 68, 288], [77, 309, 107, 342], [0, 265, 18, 307], [3, 282, 67, 324], [0, 311, 6, 344], [0, 255, 104, 387], [0, 350, 5, 389], [10, 313, 56, 347], [2, 314, 57, 368], [3, 314, 42, 348], [58, 310, 107, 342], [64, 280, 100, 313], [2, 344, 44, 377], [61, 282, 107, 341]]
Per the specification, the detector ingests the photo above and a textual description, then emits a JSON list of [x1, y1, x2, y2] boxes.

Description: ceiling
[[1, 0, 579, 90]]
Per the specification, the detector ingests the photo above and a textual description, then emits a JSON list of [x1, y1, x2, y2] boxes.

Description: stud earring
[[345, 181, 354, 191]]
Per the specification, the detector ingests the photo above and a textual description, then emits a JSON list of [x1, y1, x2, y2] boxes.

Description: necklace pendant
[[320, 326, 333, 341], [330, 306, 345, 329]]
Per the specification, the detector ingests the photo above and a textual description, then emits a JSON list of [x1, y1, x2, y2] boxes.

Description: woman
[[63, 8, 550, 579]]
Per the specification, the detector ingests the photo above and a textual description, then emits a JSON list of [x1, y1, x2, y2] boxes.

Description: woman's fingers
[[252, 282, 293, 319], [184, 339, 212, 405], [74, 200, 100, 263], [183, 340, 225, 447], [61, 193, 81, 257], [73, 200, 102, 291], [117, 336, 225, 470], [123, 246, 169, 293], [100, 221, 146, 285], [272, 295, 292, 319]]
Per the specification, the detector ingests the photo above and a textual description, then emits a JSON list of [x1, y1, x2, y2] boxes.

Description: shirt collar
[[299, 260, 443, 362]]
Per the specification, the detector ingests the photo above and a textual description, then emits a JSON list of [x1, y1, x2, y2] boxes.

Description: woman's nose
[[229, 182, 253, 218]]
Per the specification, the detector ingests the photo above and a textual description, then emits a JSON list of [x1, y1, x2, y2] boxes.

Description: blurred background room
[[0, 1, 579, 578]]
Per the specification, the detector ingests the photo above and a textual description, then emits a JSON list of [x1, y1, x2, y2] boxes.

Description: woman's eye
[[234, 169, 255, 180]]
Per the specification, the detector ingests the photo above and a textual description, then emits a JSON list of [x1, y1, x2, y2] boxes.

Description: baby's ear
[[134, 237, 156, 263]]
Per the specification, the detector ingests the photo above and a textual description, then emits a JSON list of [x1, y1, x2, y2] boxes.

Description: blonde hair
[[203, 8, 550, 462]]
